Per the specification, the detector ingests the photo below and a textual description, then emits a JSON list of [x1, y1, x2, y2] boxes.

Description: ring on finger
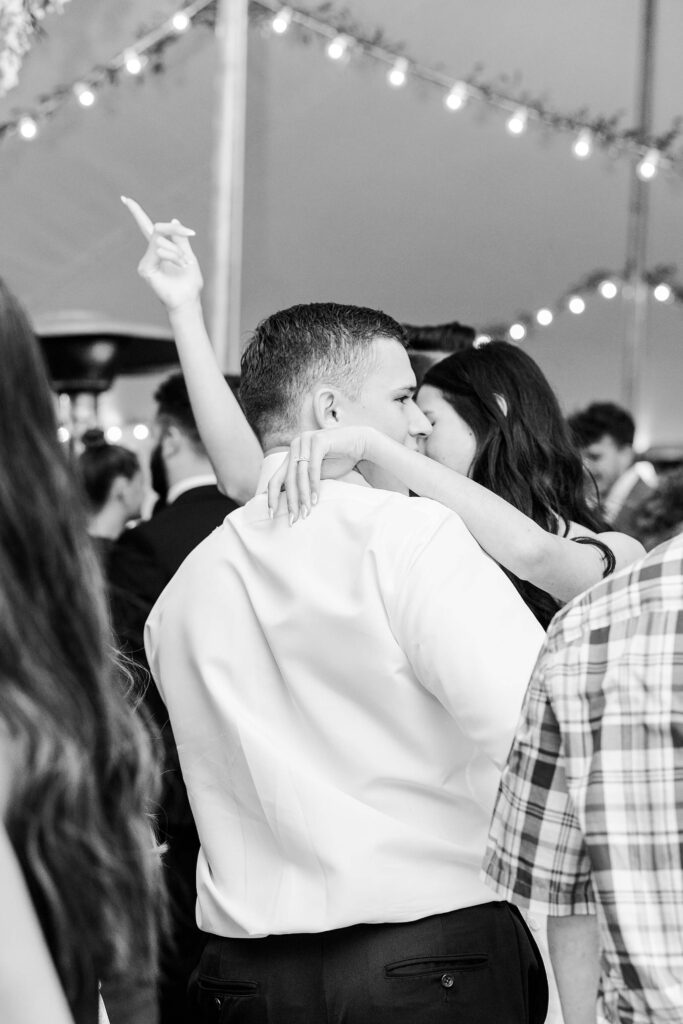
[[296, 457, 310, 463]]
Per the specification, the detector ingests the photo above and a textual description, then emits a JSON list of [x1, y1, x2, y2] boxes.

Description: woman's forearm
[[168, 300, 262, 504], [363, 430, 610, 601]]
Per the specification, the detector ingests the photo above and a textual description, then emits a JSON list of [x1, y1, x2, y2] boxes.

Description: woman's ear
[[494, 393, 508, 416], [312, 387, 340, 429]]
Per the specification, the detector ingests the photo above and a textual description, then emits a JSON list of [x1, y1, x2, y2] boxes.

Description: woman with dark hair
[[121, 198, 642, 624], [77, 428, 144, 571], [0, 277, 163, 1024]]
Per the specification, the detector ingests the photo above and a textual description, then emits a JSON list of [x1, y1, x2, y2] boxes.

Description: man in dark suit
[[568, 400, 657, 543], [109, 371, 239, 1024]]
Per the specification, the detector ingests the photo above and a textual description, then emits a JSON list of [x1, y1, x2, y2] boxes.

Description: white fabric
[[603, 460, 657, 522], [166, 472, 218, 506], [146, 453, 544, 939]]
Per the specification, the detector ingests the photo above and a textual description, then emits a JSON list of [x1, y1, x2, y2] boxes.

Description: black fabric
[[189, 902, 548, 1024], [108, 484, 238, 1024]]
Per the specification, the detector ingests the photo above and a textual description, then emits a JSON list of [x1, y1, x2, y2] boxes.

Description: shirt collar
[[255, 451, 371, 495], [167, 473, 218, 505]]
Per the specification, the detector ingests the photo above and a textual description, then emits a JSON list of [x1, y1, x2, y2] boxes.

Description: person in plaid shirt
[[483, 533, 683, 1024]]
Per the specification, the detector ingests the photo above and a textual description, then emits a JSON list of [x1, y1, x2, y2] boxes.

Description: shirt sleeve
[[481, 647, 595, 915], [388, 507, 545, 768]]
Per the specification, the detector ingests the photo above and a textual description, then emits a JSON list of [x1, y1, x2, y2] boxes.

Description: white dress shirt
[[146, 453, 544, 939]]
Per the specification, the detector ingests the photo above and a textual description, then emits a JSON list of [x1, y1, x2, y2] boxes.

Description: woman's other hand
[[267, 427, 377, 524], [121, 196, 202, 312]]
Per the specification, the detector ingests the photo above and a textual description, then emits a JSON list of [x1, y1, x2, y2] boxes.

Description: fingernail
[[120, 195, 129, 205], [300, 506, 308, 520], [288, 513, 294, 527], [268, 506, 274, 519], [311, 493, 318, 505]]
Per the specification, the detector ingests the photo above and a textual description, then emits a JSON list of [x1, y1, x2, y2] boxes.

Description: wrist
[[167, 296, 203, 321]]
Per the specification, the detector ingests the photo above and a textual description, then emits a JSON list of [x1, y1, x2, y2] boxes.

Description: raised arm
[[267, 426, 644, 602], [121, 197, 262, 504]]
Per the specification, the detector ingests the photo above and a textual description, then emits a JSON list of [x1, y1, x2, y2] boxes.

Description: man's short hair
[[154, 371, 204, 452], [568, 401, 636, 449], [239, 302, 407, 444]]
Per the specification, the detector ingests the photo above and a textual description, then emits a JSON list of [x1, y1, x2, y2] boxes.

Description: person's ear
[[109, 475, 128, 505], [312, 387, 340, 429], [493, 393, 508, 416], [161, 424, 183, 457]]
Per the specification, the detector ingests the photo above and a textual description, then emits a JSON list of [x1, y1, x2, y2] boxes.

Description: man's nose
[[408, 401, 432, 438]]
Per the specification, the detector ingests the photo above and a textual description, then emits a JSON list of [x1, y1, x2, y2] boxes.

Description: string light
[[474, 333, 491, 347], [506, 108, 528, 135], [326, 34, 349, 61], [271, 6, 292, 34], [171, 11, 190, 32], [598, 279, 618, 299], [124, 49, 145, 75], [444, 81, 468, 112], [387, 57, 408, 88], [572, 130, 592, 159], [74, 82, 96, 107], [105, 425, 123, 442], [653, 283, 672, 303], [57, 426, 70, 443], [133, 423, 150, 441], [568, 295, 586, 314], [535, 308, 553, 326], [637, 148, 659, 181], [18, 116, 37, 139], [509, 323, 526, 341]]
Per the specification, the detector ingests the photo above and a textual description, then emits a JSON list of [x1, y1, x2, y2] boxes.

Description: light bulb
[[327, 35, 349, 61], [509, 323, 526, 341], [172, 12, 190, 32], [568, 295, 586, 315], [444, 82, 468, 111], [637, 148, 659, 181], [598, 280, 618, 300], [572, 130, 592, 159], [474, 333, 491, 347], [535, 308, 553, 326], [18, 116, 38, 139], [653, 283, 672, 303], [506, 108, 527, 135], [133, 423, 150, 441], [57, 426, 71, 443], [105, 425, 123, 443], [271, 7, 292, 34], [74, 82, 96, 107], [124, 50, 145, 75], [387, 58, 408, 88]]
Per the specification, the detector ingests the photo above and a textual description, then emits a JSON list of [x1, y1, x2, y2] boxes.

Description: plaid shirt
[[483, 534, 683, 1024]]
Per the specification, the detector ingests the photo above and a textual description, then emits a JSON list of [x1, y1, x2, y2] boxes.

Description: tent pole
[[622, 0, 657, 420], [210, 0, 249, 374]]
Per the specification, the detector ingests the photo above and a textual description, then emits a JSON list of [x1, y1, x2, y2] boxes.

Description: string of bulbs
[[477, 271, 682, 346], [2, 0, 680, 183]]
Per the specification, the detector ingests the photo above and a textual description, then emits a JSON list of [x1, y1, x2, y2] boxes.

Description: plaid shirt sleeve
[[481, 643, 595, 915]]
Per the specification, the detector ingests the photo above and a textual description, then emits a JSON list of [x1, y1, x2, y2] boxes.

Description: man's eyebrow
[[392, 385, 416, 396]]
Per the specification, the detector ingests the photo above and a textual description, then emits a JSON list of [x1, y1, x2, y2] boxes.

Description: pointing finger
[[121, 195, 154, 241]]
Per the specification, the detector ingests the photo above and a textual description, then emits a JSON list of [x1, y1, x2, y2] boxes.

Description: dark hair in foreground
[[0, 279, 162, 1015], [78, 428, 140, 512], [567, 401, 636, 449], [239, 302, 407, 443], [423, 341, 608, 627]]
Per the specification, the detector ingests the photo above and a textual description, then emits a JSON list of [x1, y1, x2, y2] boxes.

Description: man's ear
[[161, 424, 183, 457], [311, 387, 340, 429]]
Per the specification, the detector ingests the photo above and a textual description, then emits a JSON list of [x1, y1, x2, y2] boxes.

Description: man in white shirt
[[146, 303, 548, 1024]]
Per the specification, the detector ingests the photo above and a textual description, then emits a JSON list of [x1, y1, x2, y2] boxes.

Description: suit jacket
[[609, 475, 656, 542]]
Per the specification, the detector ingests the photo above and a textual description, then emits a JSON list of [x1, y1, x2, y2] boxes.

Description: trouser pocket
[[193, 975, 267, 1023]]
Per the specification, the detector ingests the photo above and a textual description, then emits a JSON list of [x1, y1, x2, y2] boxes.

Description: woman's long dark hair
[[0, 278, 163, 1016], [422, 340, 608, 626]]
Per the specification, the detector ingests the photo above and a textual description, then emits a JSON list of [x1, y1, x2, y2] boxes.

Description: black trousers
[[189, 901, 548, 1023]]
